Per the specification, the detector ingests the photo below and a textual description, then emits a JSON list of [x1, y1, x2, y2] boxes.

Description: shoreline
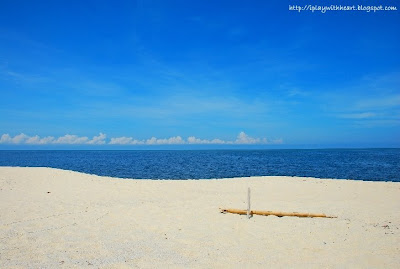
[[1, 165, 397, 182], [1, 167, 399, 268]]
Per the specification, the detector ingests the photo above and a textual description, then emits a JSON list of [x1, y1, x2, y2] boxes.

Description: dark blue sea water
[[0, 149, 399, 182]]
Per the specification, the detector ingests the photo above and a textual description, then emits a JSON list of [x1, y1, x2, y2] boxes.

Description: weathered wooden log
[[220, 208, 337, 218]]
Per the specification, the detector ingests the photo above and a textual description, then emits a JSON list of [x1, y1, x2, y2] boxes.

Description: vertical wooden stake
[[247, 187, 251, 219]]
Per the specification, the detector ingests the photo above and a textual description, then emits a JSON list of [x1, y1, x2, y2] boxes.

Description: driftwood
[[220, 208, 337, 218]]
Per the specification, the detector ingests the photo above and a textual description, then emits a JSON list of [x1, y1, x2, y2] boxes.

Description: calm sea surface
[[0, 149, 399, 182]]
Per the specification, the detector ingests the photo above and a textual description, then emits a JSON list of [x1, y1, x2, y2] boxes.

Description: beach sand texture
[[1, 167, 399, 268]]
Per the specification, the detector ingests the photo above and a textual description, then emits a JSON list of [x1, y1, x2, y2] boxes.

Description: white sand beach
[[1, 167, 399, 268]]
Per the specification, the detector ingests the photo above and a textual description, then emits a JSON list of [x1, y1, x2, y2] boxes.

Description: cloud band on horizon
[[0, 132, 283, 145]]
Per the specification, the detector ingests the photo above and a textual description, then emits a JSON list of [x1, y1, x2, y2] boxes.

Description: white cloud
[[13, 133, 29, 143], [87, 133, 107, 144], [339, 112, 377, 119], [210, 138, 227, 144], [0, 133, 106, 145], [0, 133, 30, 144], [26, 135, 55, 144], [0, 132, 283, 145], [111, 136, 188, 145], [146, 136, 185, 145], [187, 136, 226, 144], [235, 131, 262, 144], [287, 89, 309, 97], [0, 134, 11, 143], [353, 120, 400, 128], [109, 137, 144, 145], [356, 95, 400, 110], [54, 134, 89, 144], [187, 136, 204, 144]]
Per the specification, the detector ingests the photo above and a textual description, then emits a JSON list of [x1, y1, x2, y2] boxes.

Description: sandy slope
[[0, 167, 399, 268]]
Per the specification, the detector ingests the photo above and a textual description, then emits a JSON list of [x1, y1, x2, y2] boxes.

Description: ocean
[[0, 149, 399, 182]]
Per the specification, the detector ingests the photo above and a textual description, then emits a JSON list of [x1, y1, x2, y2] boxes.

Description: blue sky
[[0, 0, 399, 148]]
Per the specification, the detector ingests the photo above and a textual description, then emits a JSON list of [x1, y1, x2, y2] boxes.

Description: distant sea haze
[[0, 149, 399, 182]]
